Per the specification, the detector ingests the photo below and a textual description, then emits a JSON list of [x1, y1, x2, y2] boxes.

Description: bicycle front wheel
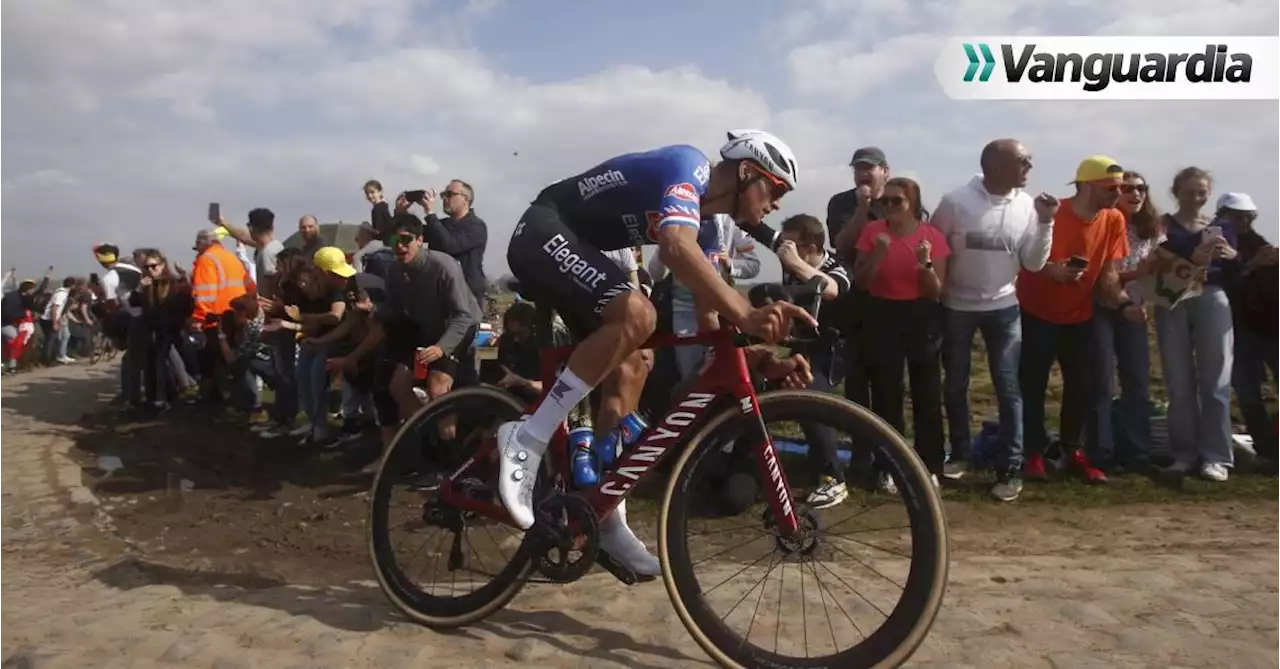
[[658, 390, 949, 669]]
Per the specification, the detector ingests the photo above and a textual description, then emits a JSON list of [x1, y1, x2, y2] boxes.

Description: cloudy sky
[[2, 0, 1277, 281]]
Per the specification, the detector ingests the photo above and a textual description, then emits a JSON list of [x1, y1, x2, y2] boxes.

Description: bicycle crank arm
[[597, 550, 657, 585]]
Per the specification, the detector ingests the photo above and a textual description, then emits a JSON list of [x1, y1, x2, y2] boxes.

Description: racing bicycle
[[368, 278, 949, 668]]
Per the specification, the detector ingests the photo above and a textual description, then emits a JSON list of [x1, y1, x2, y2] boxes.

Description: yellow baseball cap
[[1070, 155, 1123, 184], [313, 246, 356, 278]]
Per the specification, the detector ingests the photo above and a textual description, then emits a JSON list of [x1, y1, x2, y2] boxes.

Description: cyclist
[[498, 130, 814, 576]]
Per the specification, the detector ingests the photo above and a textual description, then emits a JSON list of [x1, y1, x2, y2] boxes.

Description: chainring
[[532, 493, 601, 583]]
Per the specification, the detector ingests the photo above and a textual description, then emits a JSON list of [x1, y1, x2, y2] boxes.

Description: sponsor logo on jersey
[[578, 169, 627, 200], [693, 163, 710, 186], [665, 182, 698, 202], [542, 234, 609, 290]]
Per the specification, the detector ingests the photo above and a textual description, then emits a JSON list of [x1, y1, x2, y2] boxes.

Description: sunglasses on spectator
[[1121, 184, 1149, 195], [391, 233, 417, 246], [144, 263, 162, 270], [441, 190, 460, 199]]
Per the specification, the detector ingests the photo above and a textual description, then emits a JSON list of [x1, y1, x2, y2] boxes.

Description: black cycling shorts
[[506, 204, 637, 338]]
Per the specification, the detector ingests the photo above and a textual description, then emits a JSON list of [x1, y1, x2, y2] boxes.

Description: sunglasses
[[441, 190, 460, 199], [745, 162, 789, 200], [390, 233, 417, 247], [144, 263, 162, 270], [1121, 184, 1149, 195]]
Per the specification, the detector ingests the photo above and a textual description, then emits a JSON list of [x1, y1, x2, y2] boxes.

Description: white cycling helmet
[[719, 129, 798, 191]]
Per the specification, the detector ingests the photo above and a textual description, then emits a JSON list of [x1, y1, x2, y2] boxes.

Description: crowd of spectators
[[2, 139, 1275, 505]]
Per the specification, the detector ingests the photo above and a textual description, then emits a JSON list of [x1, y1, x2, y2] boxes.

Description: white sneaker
[[599, 500, 660, 576], [1200, 462, 1230, 482], [56, 356, 75, 364], [878, 472, 898, 495], [497, 420, 543, 530], [942, 461, 967, 480], [288, 423, 312, 437], [805, 477, 848, 510]]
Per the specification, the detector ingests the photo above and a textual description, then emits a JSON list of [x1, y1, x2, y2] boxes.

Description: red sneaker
[[1024, 453, 1048, 480], [1068, 448, 1108, 484]]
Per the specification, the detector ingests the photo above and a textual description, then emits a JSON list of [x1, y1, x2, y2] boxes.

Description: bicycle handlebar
[[744, 276, 841, 348]]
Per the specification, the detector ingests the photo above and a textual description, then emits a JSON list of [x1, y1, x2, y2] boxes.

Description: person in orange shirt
[[1016, 155, 1135, 483], [190, 228, 252, 403]]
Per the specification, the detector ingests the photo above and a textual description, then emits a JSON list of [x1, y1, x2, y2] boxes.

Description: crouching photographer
[[749, 213, 853, 509]]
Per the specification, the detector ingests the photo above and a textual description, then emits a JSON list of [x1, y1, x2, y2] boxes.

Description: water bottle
[[595, 411, 650, 469], [568, 426, 599, 487]]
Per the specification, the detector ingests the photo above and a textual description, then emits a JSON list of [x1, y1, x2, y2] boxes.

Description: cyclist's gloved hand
[[740, 301, 815, 344]]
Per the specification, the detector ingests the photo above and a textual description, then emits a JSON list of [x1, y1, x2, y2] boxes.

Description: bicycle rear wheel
[[367, 385, 535, 628], [658, 390, 949, 669]]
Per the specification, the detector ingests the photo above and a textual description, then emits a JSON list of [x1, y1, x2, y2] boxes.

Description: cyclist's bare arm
[[657, 225, 751, 325]]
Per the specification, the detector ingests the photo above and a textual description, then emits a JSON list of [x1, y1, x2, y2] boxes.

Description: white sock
[[519, 368, 593, 447]]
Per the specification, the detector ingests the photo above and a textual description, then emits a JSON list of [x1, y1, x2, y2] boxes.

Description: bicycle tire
[[658, 390, 949, 669], [367, 385, 537, 628]]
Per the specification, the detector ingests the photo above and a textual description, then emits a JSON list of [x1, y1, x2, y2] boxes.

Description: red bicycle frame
[[438, 325, 801, 537]]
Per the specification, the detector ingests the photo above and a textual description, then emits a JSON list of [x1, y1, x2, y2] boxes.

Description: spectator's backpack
[[361, 247, 396, 282]]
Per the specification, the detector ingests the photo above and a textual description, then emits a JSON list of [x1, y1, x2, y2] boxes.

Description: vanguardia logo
[[963, 43, 996, 82], [938, 37, 1277, 100]]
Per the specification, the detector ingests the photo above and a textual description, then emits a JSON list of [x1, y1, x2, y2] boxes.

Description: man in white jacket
[[930, 139, 1054, 502], [647, 213, 761, 378]]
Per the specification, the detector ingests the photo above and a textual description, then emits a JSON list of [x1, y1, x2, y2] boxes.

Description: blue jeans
[[232, 355, 278, 412], [1155, 285, 1234, 467], [1088, 303, 1152, 468], [295, 343, 331, 432], [1233, 326, 1277, 461], [943, 305, 1023, 471]]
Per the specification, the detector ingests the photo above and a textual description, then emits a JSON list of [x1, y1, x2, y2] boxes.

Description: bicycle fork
[[738, 391, 802, 539]]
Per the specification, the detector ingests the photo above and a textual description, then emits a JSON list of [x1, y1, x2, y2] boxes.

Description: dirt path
[[2, 364, 1277, 668]]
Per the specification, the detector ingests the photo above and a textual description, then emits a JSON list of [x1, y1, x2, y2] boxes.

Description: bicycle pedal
[[596, 550, 657, 585]]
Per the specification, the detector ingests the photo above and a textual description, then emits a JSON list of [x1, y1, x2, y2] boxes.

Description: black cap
[[850, 147, 887, 167]]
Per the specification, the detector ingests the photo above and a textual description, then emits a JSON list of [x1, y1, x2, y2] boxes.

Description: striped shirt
[[782, 252, 851, 296]]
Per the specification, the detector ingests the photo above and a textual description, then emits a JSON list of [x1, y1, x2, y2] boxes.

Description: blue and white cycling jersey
[[532, 144, 713, 252]]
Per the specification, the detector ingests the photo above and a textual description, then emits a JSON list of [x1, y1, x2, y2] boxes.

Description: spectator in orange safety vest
[[190, 228, 253, 403]]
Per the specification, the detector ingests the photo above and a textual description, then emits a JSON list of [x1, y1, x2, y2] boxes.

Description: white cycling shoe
[[600, 500, 661, 577], [496, 420, 543, 530]]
